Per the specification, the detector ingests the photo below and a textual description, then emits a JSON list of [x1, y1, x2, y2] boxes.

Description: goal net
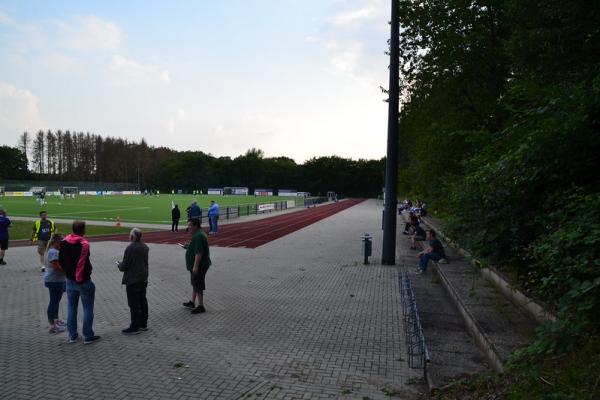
[[29, 186, 46, 195], [62, 187, 79, 195]]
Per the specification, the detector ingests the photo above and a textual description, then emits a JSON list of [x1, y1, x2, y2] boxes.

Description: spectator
[[59, 221, 100, 344], [182, 218, 211, 315], [44, 234, 66, 334], [402, 213, 419, 235], [171, 205, 181, 232], [188, 200, 201, 221], [416, 229, 446, 274], [117, 228, 149, 335], [30, 211, 56, 272], [207, 200, 220, 235], [0, 208, 10, 265], [409, 224, 427, 250]]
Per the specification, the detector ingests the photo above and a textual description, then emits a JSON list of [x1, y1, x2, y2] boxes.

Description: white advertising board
[[258, 203, 275, 212]]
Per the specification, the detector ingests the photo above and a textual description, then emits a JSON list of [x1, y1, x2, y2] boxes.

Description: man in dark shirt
[[117, 228, 149, 335], [188, 200, 201, 221], [59, 220, 100, 344], [0, 208, 10, 265], [182, 218, 211, 315], [171, 205, 181, 232], [416, 229, 446, 274], [31, 211, 55, 272]]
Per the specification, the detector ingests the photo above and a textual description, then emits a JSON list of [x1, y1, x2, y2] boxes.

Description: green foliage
[[0, 146, 28, 179], [157, 153, 384, 197], [397, 0, 600, 385]]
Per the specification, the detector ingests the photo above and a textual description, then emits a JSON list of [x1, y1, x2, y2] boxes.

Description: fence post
[[238, 206, 240, 217], [256, 204, 258, 214], [226, 207, 230, 219]]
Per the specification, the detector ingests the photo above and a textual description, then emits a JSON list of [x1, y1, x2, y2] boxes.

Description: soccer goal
[[62, 186, 78, 199], [29, 186, 46, 195], [223, 187, 248, 195]]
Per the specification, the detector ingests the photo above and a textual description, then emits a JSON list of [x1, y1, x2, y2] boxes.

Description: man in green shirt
[[182, 218, 211, 314]]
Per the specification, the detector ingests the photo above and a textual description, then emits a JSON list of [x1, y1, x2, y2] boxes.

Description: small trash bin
[[361, 233, 372, 265]]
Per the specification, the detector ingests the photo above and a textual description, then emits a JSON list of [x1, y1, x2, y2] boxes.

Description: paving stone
[[0, 200, 423, 399]]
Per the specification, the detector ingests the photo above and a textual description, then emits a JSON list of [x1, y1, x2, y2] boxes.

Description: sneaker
[[68, 336, 79, 344], [56, 320, 66, 326], [438, 258, 448, 264], [191, 305, 206, 314], [402, 231, 409, 235], [121, 327, 141, 335], [83, 335, 101, 345], [139, 326, 148, 331], [409, 246, 417, 250], [415, 270, 425, 275], [48, 325, 65, 334], [41, 266, 45, 272], [182, 301, 195, 309], [0, 259, 6, 265]]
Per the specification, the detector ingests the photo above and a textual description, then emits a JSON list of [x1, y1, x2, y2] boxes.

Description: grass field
[[0, 194, 301, 225], [6, 220, 138, 241]]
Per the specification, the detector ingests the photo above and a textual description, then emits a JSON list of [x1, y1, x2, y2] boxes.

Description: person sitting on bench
[[416, 229, 446, 274], [409, 224, 427, 250], [402, 213, 420, 235]]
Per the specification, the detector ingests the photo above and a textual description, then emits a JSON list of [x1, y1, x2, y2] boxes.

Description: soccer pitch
[[0, 195, 301, 224]]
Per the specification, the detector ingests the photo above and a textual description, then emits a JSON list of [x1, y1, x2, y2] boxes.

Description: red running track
[[96, 198, 364, 248], [12, 199, 365, 249]]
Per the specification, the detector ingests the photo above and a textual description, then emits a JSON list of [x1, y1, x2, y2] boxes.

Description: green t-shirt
[[185, 230, 211, 271]]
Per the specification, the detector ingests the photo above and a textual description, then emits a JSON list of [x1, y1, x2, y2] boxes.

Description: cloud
[[110, 55, 170, 86], [55, 15, 122, 51], [308, 0, 388, 85], [166, 109, 186, 134], [330, 5, 376, 25], [0, 10, 15, 26], [327, 40, 363, 77], [0, 82, 47, 138]]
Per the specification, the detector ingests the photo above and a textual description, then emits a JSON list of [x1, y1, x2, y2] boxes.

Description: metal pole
[[382, 0, 400, 265]]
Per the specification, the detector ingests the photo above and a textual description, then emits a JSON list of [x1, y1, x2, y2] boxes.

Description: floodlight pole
[[382, 0, 400, 265]]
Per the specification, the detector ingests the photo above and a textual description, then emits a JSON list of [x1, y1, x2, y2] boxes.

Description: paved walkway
[[0, 200, 423, 399]]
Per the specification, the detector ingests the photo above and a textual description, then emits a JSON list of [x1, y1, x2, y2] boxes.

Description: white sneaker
[[438, 258, 448, 264], [41, 266, 45, 272]]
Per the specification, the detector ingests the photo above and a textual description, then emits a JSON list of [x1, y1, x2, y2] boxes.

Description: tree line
[[396, 0, 599, 386], [1, 133, 384, 197]]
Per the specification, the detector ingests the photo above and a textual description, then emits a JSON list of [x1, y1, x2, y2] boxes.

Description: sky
[[0, 0, 391, 162]]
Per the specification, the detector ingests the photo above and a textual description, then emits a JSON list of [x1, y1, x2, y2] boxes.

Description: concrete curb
[[479, 266, 556, 325], [431, 262, 505, 373], [421, 217, 556, 325]]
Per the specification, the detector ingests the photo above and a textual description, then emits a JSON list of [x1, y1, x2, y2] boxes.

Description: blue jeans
[[209, 215, 218, 233], [45, 281, 65, 323], [66, 279, 95, 340], [419, 252, 443, 272]]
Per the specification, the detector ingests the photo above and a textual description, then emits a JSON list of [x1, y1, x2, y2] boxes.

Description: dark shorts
[[0, 240, 7, 250], [190, 266, 209, 292], [413, 236, 426, 241]]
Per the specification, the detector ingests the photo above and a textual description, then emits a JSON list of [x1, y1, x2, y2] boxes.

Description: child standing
[[44, 234, 66, 333]]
